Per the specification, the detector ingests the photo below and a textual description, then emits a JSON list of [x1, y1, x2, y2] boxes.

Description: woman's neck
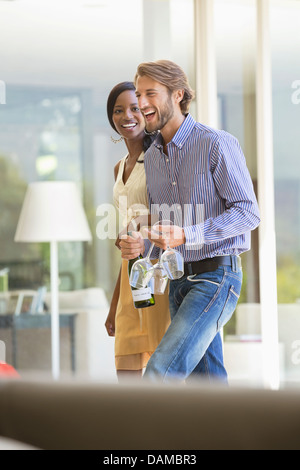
[[125, 138, 144, 162]]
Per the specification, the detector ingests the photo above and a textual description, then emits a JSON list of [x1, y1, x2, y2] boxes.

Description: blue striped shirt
[[144, 113, 260, 262]]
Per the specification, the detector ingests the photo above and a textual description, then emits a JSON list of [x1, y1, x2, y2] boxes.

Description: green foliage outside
[[0, 155, 30, 259], [277, 255, 300, 303]]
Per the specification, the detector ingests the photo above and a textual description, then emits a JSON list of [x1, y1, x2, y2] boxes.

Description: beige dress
[[113, 153, 170, 370]]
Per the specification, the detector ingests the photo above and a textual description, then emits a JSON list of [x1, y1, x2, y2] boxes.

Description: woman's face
[[112, 90, 145, 142]]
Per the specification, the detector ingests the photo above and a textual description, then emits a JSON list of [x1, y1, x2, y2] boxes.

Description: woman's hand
[[105, 306, 116, 337], [119, 231, 145, 260]]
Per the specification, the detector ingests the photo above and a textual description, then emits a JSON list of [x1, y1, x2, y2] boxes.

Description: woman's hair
[[106, 81, 156, 152], [134, 60, 195, 114], [106, 81, 135, 134]]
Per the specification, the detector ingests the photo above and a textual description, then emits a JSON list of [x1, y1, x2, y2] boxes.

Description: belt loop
[[231, 255, 237, 272]]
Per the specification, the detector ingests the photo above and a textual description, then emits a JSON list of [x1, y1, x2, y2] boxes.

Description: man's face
[[135, 75, 176, 134]]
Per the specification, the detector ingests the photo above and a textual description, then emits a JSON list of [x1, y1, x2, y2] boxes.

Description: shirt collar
[[154, 113, 196, 150]]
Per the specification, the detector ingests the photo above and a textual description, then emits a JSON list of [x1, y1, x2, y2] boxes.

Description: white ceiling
[[0, 0, 143, 90], [0, 0, 299, 95]]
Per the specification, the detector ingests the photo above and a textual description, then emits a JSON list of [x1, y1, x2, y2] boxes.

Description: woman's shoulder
[[114, 155, 127, 181]]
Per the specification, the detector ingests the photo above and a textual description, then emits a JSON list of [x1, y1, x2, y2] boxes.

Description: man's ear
[[174, 89, 184, 104]]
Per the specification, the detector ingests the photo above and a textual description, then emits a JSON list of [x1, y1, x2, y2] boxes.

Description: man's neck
[[160, 113, 186, 151]]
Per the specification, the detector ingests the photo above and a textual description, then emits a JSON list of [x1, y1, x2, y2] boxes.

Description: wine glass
[[152, 249, 168, 295], [129, 240, 155, 289], [152, 220, 184, 280]]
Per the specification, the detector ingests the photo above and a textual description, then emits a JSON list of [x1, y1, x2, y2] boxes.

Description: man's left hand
[[145, 224, 186, 250]]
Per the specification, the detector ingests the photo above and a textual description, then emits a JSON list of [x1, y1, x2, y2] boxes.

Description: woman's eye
[[132, 107, 140, 112]]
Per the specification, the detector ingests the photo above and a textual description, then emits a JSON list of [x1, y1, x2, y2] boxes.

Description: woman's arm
[[105, 267, 121, 336], [105, 160, 122, 336]]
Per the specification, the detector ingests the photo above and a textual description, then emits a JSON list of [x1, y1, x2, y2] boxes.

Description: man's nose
[[138, 95, 149, 111]]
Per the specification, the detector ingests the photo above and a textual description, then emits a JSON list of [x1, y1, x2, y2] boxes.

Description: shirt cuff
[[183, 224, 204, 249]]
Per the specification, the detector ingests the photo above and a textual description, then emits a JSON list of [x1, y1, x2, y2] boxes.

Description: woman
[[105, 81, 170, 381]]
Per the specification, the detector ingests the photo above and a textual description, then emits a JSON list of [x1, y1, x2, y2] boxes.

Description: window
[[215, 0, 258, 308], [0, 0, 194, 378], [271, 0, 300, 384]]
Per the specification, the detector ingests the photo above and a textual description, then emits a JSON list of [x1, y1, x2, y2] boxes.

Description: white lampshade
[[14, 181, 92, 380], [15, 181, 92, 243]]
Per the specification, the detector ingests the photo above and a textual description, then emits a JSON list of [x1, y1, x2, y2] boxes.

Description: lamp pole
[[14, 181, 92, 380], [50, 240, 60, 380]]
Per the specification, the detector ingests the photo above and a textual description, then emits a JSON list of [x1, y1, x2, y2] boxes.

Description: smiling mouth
[[121, 123, 137, 129], [144, 110, 155, 121]]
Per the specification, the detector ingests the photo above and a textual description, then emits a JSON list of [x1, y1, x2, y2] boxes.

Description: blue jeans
[[143, 264, 243, 383]]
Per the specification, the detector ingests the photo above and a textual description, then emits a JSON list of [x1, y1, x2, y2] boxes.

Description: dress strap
[[116, 155, 127, 182]]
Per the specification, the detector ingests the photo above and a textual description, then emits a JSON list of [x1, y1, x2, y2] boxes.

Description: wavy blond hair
[[134, 60, 195, 114]]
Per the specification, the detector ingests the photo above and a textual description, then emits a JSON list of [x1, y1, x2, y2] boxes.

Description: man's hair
[[134, 60, 195, 114]]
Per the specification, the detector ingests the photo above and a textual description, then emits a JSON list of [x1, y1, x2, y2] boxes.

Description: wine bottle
[[128, 255, 155, 309]]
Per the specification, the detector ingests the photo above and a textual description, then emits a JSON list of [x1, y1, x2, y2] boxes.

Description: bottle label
[[132, 287, 152, 302]]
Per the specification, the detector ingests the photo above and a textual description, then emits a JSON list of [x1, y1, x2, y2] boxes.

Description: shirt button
[[172, 181, 177, 186], [166, 158, 169, 162]]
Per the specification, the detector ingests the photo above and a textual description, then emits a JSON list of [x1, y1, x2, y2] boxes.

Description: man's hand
[[119, 231, 145, 260], [145, 224, 186, 250]]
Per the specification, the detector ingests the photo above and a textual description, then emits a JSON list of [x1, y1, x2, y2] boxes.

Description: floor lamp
[[15, 181, 92, 380]]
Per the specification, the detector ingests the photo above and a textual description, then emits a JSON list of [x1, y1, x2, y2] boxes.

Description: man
[[120, 60, 260, 383]]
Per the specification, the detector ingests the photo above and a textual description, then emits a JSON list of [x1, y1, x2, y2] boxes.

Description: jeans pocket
[[216, 285, 240, 331], [187, 275, 219, 287]]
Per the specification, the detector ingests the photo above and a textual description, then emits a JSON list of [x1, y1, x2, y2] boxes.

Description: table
[[0, 313, 77, 372]]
